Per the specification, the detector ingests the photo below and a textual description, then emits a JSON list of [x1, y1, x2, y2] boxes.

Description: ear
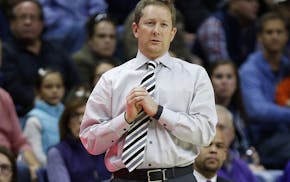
[[170, 27, 177, 42], [132, 22, 139, 38]]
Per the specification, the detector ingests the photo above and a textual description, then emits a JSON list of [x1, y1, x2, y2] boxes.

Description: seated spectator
[[174, 0, 225, 34], [73, 13, 120, 87], [0, 38, 40, 182], [239, 12, 290, 169], [0, 146, 17, 182], [216, 105, 259, 182], [193, 0, 259, 68], [23, 69, 64, 166], [47, 86, 111, 182], [90, 59, 117, 90], [208, 60, 260, 168], [0, 0, 80, 117], [38, 0, 108, 53], [193, 128, 231, 182]]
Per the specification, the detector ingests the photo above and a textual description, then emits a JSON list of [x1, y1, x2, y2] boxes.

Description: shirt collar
[[132, 50, 173, 70], [194, 170, 217, 182]]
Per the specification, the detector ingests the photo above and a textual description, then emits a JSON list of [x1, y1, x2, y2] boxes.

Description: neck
[[215, 97, 231, 107], [263, 50, 281, 71], [25, 39, 42, 54]]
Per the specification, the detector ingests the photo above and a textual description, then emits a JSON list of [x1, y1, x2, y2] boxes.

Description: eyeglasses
[[94, 33, 116, 40], [0, 164, 12, 175], [15, 14, 41, 22]]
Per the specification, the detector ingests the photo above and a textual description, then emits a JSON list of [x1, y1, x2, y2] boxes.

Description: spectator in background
[[239, 12, 290, 169], [23, 69, 64, 166], [90, 59, 116, 90], [37, 0, 108, 53], [215, 105, 259, 182], [47, 86, 111, 182], [193, 0, 259, 68], [0, 146, 18, 182], [208, 60, 252, 162], [73, 13, 120, 87], [0, 0, 80, 118], [0, 38, 40, 182], [193, 128, 231, 182], [174, 0, 225, 34]]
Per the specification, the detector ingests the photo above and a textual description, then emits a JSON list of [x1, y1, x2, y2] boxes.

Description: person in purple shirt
[[47, 86, 111, 182], [215, 105, 259, 182], [239, 12, 290, 169]]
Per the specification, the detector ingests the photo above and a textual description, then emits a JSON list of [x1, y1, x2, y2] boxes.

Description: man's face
[[10, 2, 43, 42], [132, 5, 176, 60], [195, 130, 227, 174], [88, 21, 117, 57], [231, 0, 259, 22], [259, 19, 288, 53]]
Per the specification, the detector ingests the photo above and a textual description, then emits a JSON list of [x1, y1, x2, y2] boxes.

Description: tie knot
[[147, 60, 158, 70]]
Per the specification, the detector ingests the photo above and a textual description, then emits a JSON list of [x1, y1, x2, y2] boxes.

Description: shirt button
[[149, 141, 153, 144], [148, 164, 151, 167], [123, 128, 127, 131], [111, 140, 114, 143], [163, 124, 166, 127]]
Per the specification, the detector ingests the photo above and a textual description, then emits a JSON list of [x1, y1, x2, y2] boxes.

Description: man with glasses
[[0, 0, 80, 119]]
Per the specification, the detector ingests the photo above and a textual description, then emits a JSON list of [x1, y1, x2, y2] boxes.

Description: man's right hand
[[125, 87, 147, 123]]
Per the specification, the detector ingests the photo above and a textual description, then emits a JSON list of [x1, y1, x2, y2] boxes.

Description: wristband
[[124, 112, 131, 124], [153, 105, 163, 120]]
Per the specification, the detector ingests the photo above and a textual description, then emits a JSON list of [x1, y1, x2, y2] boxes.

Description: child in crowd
[[23, 68, 65, 166], [90, 59, 116, 90], [47, 86, 111, 182]]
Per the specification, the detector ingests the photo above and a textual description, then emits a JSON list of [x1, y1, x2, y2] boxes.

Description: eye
[[161, 23, 168, 27]]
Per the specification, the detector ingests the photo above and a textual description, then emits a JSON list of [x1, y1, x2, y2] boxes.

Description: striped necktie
[[122, 60, 158, 172]]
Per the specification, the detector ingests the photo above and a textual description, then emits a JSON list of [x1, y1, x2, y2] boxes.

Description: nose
[[209, 144, 218, 153], [152, 24, 161, 35]]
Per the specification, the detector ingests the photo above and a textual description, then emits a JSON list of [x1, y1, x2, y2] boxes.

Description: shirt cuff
[[158, 107, 179, 131], [108, 112, 131, 137]]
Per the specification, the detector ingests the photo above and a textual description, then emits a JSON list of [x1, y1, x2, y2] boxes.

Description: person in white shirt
[[80, 0, 217, 181]]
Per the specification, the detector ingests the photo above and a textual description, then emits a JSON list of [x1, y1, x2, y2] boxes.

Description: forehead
[[262, 19, 286, 29], [217, 111, 231, 127], [0, 153, 10, 163], [141, 5, 172, 21], [42, 73, 62, 83], [14, 1, 40, 15], [214, 64, 235, 73], [94, 21, 115, 31]]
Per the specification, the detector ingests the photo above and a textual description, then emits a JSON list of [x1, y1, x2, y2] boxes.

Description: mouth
[[150, 39, 161, 43]]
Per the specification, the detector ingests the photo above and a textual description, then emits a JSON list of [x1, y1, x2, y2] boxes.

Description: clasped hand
[[125, 87, 158, 123]]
